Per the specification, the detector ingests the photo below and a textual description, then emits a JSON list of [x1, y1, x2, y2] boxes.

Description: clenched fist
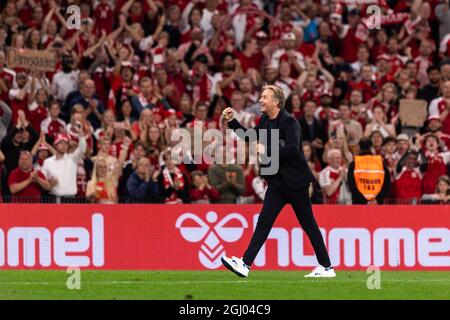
[[222, 107, 234, 122]]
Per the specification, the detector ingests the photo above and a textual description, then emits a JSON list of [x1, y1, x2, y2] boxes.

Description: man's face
[[305, 76, 316, 91], [222, 56, 235, 71], [441, 64, 450, 81], [155, 68, 167, 84], [55, 141, 69, 154], [361, 66, 373, 81], [304, 101, 316, 116], [49, 104, 60, 118], [259, 89, 278, 114], [338, 105, 350, 120], [387, 39, 398, 54], [134, 145, 146, 160], [329, 152, 342, 168], [348, 14, 360, 27], [383, 141, 396, 154], [33, 6, 44, 21], [239, 78, 252, 93], [265, 68, 278, 82], [140, 80, 152, 96], [397, 140, 410, 154], [406, 63, 417, 77], [83, 81, 95, 98], [405, 153, 418, 169], [196, 106, 208, 120], [428, 69, 441, 84], [137, 159, 150, 176], [419, 41, 432, 56], [18, 152, 32, 171], [246, 39, 258, 54], [442, 81, 450, 98], [428, 119, 442, 132], [350, 91, 362, 105], [282, 39, 295, 50], [121, 67, 134, 81], [231, 93, 245, 111], [357, 47, 369, 62], [192, 174, 203, 188], [14, 131, 23, 144], [17, 73, 28, 88]]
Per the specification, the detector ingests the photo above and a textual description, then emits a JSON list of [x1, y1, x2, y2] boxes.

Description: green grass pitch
[[0, 270, 449, 300]]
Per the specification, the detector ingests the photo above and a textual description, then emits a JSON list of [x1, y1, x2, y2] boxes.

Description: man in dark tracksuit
[[221, 85, 335, 278]]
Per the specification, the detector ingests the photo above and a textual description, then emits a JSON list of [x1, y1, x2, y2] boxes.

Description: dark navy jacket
[[228, 108, 313, 190]]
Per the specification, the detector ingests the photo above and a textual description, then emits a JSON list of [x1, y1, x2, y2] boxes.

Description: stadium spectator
[[86, 137, 128, 204], [68, 79, 105, 130], [393, 149, 426, 204], [319, 149, 350, 204], [41, 129, 86, 203], [428, 80, 450, 135], [421, 134, 450, 194], [8, 150, 51, 203], [1, 110, 38, 174], [158, 150, 190, 204], [190, 170, 220, 204], [364, 105, 396, 138], [329, 101, 363, 148], [303, 141, 321, 181], [126, 153, 160, 204], [422, 174, 450, 203], [208, 147, 246, 203]]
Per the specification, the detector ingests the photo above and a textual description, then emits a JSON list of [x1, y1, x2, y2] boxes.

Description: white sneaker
[[304, 266, 336, 278], [221, 256, 250, 278]]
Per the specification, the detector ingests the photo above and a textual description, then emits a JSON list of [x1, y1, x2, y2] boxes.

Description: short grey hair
[[262, 85, 285, 109]]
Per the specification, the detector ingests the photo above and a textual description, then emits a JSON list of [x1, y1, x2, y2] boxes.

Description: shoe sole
[[221, 257, 248, 278], [304, 274, 336, 278]]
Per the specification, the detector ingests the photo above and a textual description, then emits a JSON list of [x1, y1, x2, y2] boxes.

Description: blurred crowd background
[[0, 0, 449, 204]]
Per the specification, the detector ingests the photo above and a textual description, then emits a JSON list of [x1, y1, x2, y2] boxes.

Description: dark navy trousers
[[242, 177, 331, 268]]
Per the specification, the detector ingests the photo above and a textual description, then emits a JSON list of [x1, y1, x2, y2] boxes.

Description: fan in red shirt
[[393, 150, 424, 204], [350, 65, 378, 103], [270, 4, 296, 41], [8, 151, 51, 203], [190, 171, 220, 204], [377, 37, 408, 76], [234, 37, 264, 73], [27, 88, 49, 134], [8, 72, 30, 126], [428, 80, 450, 135], [40, 101, 66, 141], [94, 0, 114, 34], [421, 134, 450, 194], [331, 8, 368, 63], [426, 115, 450, 150], [319, 149, 346, 204]]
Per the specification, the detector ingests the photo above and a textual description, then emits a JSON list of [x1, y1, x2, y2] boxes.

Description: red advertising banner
[[0, 205, 448, 270]]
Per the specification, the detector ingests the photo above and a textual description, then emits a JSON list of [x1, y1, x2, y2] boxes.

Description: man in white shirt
[[41, 128, 86, 203], [52, 55, 79, 102]]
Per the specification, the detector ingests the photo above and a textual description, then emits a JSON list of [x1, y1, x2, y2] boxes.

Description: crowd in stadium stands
[[0, 0, 450, 205]]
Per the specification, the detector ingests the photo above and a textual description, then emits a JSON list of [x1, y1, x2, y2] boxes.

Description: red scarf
[[162, 166, 185, 204]]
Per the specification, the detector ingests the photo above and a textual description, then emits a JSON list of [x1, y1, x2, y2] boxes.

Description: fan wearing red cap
[[40, 125, 87, 200]]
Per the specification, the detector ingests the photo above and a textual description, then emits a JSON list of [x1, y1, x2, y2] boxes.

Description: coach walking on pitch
[[221, 85, 335, 278]]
